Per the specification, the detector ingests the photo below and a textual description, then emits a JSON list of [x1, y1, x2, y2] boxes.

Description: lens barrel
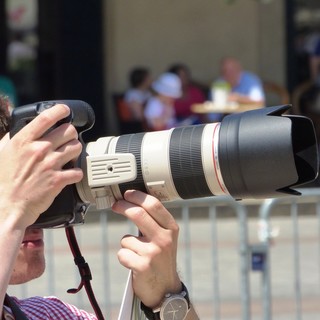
[[15, 101, 317, 228], [102, 105, 318, 203]]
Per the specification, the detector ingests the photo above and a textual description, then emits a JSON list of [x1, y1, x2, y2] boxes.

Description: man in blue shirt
[[218, 56, 265, 105], [208, 57, 265, 122]]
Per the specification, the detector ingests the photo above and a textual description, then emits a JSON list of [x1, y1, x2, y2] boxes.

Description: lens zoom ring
[[116, 133, 147, 195], [170, 125, 212, 199]]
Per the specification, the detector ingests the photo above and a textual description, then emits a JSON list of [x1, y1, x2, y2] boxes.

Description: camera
[[10, 100, 319, 228]]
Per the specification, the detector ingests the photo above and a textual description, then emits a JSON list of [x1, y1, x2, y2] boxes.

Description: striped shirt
[[8, 296, 97, 319]]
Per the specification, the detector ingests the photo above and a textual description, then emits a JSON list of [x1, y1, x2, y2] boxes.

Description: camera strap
[[4, 294, 29, 319], [65, 226, 105, 320]]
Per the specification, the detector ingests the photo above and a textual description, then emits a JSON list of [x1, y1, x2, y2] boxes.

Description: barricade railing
[[165, 196, 252, 320], [7, 189, 320, 320], [258, 187, 320, 320]]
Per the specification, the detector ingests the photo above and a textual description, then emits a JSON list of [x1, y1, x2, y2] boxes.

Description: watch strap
[[140, 282, 190, 320]]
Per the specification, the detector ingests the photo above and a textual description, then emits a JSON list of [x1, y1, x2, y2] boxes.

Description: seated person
[[124, 67, 152, 121], [213, 56, 265, 105], [144, 72, 182, 131], [168, 63, 206, 124]]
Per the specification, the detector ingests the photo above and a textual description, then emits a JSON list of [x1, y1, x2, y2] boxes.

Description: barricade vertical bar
[[209, 205, 221, 320], [291, 201, 302, 320], [236, 203, 251, 320], [259, 199, 273, 320], [261, 243, 271, 320], [182, 205, 192, 293], [317, 202, 320, 294], [45, 230, 55, 296], [100, 213, 111, 315]]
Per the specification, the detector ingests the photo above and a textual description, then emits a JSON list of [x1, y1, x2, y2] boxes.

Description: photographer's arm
[[0, 104, 83, 311], [112, 190, 200, 319]]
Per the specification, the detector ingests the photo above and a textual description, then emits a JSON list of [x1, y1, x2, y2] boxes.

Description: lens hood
[[218, 105, 319, 198]]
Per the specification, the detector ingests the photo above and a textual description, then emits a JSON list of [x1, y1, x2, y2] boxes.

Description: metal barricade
[[258, 188, 320, 320], [165, 196, 252, 320], [7, 196, 253, 320], [7, 189, 320, 319]]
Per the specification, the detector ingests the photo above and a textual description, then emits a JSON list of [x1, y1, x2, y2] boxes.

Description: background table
[[191, 101, 264, 114]]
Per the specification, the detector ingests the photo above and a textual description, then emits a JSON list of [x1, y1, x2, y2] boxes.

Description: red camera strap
[[65, 226, 105, 320]]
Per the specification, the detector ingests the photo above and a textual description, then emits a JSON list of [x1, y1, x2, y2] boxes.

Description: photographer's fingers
[[113, 191, 181, 308], [18, 104, 71, 141], [11, 102, 82, 170], [113, 190, 177, 236], [56, 166, 83, 188], [0, 103, 83, 227], [39, 123, 82, 169]]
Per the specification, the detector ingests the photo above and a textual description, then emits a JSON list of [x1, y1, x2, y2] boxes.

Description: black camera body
[[10, 101, 95, 228], [10, 100, 319, 228]]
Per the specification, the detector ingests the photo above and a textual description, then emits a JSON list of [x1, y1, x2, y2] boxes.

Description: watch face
[[160, 296, 189, 320]]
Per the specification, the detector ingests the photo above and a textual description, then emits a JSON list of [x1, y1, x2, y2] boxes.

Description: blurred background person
[[214, 56, 265, 105], [7, 31, 37, 71], [144, 72, 182, 131], [124, 67, 152, 122], [168, 63, 206, 124]]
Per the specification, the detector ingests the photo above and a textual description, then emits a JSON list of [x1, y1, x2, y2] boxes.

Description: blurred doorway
[[287, 0, 320, 91], [1, 0, 39, 106], [1, 0, 106, 139]]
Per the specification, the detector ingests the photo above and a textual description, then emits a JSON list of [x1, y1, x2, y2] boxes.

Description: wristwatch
[[141, 282, 190, 320]]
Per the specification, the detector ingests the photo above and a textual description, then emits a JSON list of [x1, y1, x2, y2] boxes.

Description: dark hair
[[0, 96, 10, 139], [129, 67, 150, 88], [168, 63, 190, 76]]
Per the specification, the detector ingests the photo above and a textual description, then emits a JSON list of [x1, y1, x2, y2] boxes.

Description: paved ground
[[7, 207, 320, 320]]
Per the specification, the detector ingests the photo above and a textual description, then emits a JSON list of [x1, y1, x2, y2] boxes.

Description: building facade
[[0, 0, 319, 135]]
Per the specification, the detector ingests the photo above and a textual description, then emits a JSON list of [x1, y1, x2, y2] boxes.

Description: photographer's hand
[[0, 103, 83, 229], [0, 104, 83, 310], [112, 190, 200, 320]]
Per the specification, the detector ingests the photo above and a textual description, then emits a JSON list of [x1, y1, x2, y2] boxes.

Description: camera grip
[[10, 100, 95, 138]]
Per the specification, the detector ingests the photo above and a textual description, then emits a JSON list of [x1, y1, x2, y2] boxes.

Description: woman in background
[[124, 67, 152, 122]]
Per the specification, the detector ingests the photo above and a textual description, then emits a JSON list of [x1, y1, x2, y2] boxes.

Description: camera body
[[10, 101, 94, 228], [10, 100, 319, 228]]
